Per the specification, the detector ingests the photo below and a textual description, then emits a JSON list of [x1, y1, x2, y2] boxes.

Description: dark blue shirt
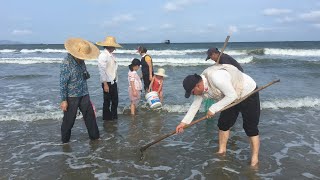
[[219, 53, 244, 72], [60, 54, 89, 101]]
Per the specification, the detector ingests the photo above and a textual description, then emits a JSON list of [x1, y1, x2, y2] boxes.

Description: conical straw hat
[[64, 38, 100, 60], [96, 36, 122, 48]]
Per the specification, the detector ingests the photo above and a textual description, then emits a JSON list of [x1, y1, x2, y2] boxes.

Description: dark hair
[[129, 58, 141, 71], [137, 46, 147, 53]]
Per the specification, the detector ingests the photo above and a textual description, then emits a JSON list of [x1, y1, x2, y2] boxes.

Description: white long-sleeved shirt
[[98, 49, 118, 84], [181, 70, 256, 124]]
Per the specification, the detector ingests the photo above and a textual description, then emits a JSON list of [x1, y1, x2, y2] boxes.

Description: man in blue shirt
[[60, 38, 100, 144]]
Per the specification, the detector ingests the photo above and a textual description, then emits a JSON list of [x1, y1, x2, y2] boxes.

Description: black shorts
[[217, 89, 260, 137]]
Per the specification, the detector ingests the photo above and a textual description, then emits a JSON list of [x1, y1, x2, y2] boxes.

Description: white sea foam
[[3, 47, 320, 58], [20, 49, 67, 53], [0, 57, 62, 64], [261, 97, 320, 109], [35, 151, 74, 161], [0, 97, 319, 122], [15, 48, 247, 56], [302, 172, 320, 179], [265, 48, 320, 57], [185, 170, 205, 180], [0, 56, 253, 66], [132, 164, 172, 172], [0, 49, 16, 53], [222, 167, 240, 174]]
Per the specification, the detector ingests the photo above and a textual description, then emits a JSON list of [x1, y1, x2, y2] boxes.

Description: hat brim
[[154, 73, 168, 77], [65, 38, 100, 60], [96, 41, 122, 48]]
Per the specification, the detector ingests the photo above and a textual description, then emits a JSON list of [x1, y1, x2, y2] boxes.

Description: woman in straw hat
[[148, 68, 168, 103], [60, 37, 100, 143], [96, 36, 122, 121]]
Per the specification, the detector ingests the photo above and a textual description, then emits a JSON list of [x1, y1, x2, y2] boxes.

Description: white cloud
[[136, 27, 148, 32], [206, 24, 216, 30], [313, 23, 320, 28], [12, 29, 32, 35], [255, 27, 275, 32], [103, 14, 135, 27], [228, 25, 238, 34], [160, 23, 174, 29], [241, 25, 279, 32], [164, 0, 204, 12], [299, 11, 320, 22], [276, 16, 294, 23], [263, 8, 292, 16]]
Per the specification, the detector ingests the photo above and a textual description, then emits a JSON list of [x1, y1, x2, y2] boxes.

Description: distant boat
[[164, 40, 170, 44]]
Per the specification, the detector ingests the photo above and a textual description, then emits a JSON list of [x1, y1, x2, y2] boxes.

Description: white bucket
[[145, 91, 162, 108]]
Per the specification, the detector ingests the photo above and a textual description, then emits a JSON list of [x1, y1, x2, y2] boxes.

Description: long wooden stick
[[140, 79, 280, 152], [216, 35, 230, 64]]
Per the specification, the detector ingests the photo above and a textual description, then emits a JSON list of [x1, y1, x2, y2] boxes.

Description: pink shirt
[[128, 71, 142, 90]]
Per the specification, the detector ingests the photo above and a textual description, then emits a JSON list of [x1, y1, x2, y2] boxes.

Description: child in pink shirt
[[128, 58, 142, 115]]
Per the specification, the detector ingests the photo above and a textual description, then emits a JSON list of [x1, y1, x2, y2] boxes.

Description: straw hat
[[64, 38, 100, 60], [154, 68, 168, 77], [96, 36, 122, 48]]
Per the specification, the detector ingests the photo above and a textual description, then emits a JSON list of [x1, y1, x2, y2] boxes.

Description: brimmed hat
[[96, 36, 122, 48], [205, 47, 220, 60], [64, 38, 100, 60], [154, 68, 168, 77], [183, 74, 202, 98]]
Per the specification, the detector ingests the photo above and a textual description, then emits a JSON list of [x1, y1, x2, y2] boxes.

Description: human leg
[[110, 82, 118, 119], [217, 106, 240, 154], [130, 102, 136, 115], [61, 97, 79, 143], [102, 83, 112, 120], [241, 91, 260, 166], [79, 95, 100, 140], [249, 135, 260, 166], [142, 74, 151, 92], [159, 91, 163, 103], [217, 130, 230, 154]]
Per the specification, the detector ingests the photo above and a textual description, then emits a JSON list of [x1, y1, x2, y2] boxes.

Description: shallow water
[[1, 107, 319, 179], [1, 42, 320, 179]]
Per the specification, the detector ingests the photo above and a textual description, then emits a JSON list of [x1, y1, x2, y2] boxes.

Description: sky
[[1, 0, 320, 44]]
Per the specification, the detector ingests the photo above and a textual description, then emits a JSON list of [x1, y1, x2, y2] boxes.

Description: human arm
[[145, 55, 153, 81], [97, 53, 112, 92], [148, 76, 155, 92], [157, 79, 163, 94], [176, 95, 203, 133], [60, 60, 70, 111], [60, 101, 68, 111]]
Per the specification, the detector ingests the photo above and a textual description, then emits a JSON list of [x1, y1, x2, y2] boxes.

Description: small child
[[128, 58, 143, 115], [148, 68, 168, 103]]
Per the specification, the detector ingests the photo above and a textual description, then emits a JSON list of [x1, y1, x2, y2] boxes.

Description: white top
[[128, 70, 143, 90], [181, 69, 256, 124], [98, 49, 118, 84]]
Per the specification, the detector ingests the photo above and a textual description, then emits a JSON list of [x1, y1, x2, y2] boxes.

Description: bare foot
[[250, 159, 259, 167], [216, 151, 226, 156]]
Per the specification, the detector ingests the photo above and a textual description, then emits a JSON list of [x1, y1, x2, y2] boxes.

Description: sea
[[0, 41, 319, 179]]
